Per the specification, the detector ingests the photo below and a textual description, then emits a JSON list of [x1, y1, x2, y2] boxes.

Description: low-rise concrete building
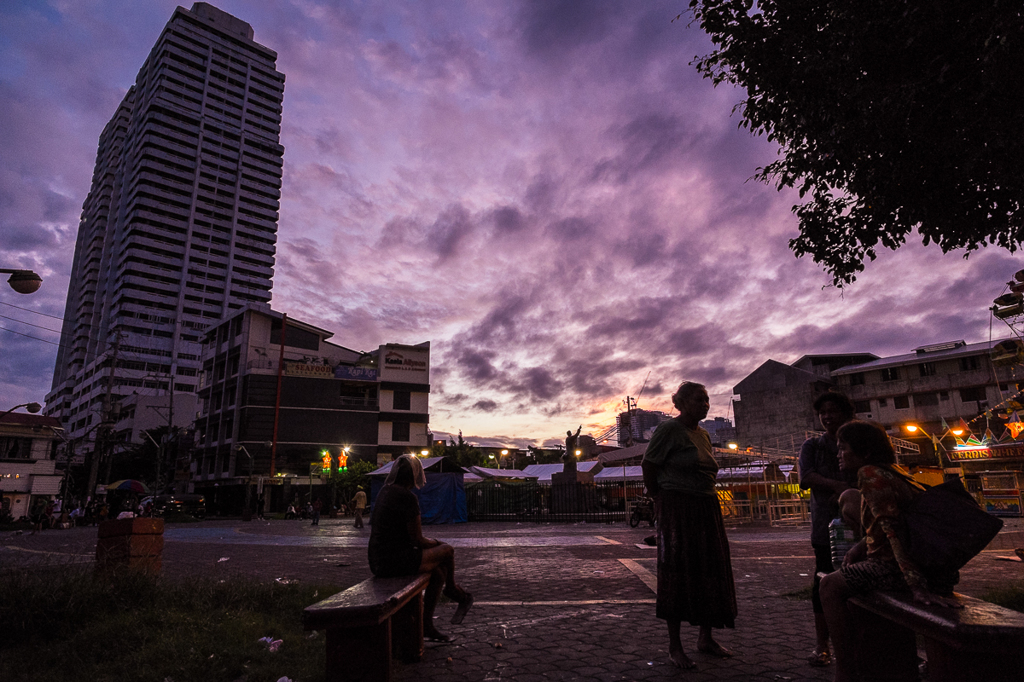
[[192, 304, 430, 512], [732, 341, 1021, 468], [0, 413, 63, 521]]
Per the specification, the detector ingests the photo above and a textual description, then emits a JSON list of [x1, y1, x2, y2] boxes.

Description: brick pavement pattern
[[2, 518, 1022, 681]]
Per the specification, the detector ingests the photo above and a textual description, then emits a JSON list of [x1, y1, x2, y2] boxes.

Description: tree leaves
[[689, 0, 1024, 285]]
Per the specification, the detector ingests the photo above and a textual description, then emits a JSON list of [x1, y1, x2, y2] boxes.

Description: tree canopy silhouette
[[688, 0, 1023, 285]]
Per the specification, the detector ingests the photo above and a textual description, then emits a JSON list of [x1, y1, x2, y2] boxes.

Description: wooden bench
[[303, 573, 431, 682], [849, 590, 1024, 682]]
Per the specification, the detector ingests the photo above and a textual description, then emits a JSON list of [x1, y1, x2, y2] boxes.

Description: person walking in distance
[[311, 498, 321, 526], [351, 487, 367, 528]]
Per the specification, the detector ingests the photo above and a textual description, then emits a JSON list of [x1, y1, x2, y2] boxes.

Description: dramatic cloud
[[1, 1, 1017, 448]]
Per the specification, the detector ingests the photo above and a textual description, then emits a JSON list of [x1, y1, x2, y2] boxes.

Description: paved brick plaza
[[2, 518, 1022, 681]]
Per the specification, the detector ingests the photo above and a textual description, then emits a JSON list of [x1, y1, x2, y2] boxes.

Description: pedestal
[[96, 517, 164, 576]]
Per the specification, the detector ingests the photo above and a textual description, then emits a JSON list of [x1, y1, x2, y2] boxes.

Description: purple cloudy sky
[[0, 0, 1017, 447]]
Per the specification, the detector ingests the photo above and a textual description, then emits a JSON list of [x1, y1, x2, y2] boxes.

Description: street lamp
[[0, 402, 42, 422], [727, 442, 738, 450], [1, 269, 42, 295], [501, 449, 508, 469], [904, 423, 964, 467]]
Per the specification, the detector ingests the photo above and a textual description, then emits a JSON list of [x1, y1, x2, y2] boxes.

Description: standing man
[[799, 392, 857, 668], [311, 498, 322, 526], [351, 487, 367, 528]]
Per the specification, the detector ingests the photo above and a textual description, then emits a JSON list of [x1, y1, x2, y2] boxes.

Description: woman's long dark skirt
[[656, 490, 737, 628]]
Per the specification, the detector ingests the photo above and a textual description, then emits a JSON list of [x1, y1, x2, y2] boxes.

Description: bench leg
[[325, 621, 391, 682], [849, 603, 918, 681], [923, 638, 1022, 682], [392, 590, 425, 663]]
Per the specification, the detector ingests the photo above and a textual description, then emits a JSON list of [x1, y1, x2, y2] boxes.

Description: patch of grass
[[981, 580, 1024, 613], [0, 562, 340, 682]]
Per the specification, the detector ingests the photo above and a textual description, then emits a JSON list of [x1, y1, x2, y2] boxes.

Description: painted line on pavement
[[468, 599, 656, 606], [619, 558, 658, 593], [594, 536, 621, 545]]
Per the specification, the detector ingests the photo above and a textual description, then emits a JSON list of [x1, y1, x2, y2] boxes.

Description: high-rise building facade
[[45, 4, 285, 466]]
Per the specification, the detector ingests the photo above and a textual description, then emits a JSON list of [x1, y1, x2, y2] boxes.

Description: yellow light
[[727, 443, 738, 450], [575, 449, 581, 457], [501, 449, 508, 455], [905, 425, 919, 433], [420, 449, 429, 456], [950, 428, 964, 436]]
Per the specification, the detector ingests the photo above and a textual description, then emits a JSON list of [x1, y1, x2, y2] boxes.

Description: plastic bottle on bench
[[829, 516, 856, 566]]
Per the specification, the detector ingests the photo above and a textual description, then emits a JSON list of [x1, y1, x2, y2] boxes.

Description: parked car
[[140, 494, 206, 518]]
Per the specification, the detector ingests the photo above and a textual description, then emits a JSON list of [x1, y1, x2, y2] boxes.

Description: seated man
[[368, 455, 473, 641]]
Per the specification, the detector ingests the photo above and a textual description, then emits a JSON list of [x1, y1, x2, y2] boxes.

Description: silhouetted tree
[[688, 0, 1023, 285]]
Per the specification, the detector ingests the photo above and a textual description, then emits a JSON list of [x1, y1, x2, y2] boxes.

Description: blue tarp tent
[[369, 457, 467, 524]]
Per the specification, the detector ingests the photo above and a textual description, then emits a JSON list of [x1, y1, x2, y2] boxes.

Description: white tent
[[521, 461, 604, 484], [465, 466, 539, 481]]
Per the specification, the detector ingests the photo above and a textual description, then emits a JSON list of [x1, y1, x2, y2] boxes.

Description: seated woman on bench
[[368, 454, 473, 641], [820, 421, 960, 682]]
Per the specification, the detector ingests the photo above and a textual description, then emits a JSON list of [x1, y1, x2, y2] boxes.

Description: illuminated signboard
[[285, 361, 334, 378], [948, 444, 1024, 462]]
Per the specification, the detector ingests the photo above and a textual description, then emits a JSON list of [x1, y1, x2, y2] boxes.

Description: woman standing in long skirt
[[641, 381, 737, 670]]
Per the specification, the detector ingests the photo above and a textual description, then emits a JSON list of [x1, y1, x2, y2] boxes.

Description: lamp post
[[0, 399, 41, 419], [0, 269, 42, 295], [501, 449, 509, 469], [904, 423, 964, 468]]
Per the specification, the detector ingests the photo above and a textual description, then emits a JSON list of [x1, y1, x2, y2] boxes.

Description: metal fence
[[465, 480, 810, 525], [465, 480, 647, 523]]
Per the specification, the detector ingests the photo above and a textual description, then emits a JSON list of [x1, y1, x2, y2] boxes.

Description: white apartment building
[[45, 4, 285, 471]]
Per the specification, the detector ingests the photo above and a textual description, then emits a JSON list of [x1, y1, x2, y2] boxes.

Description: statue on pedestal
[[563, 425, 582, 474]]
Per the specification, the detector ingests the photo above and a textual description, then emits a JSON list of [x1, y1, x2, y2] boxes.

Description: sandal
[[424, 629, 454, 643], [807, 650, 832, 667]]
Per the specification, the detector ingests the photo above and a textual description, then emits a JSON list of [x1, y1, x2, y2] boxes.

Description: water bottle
[[829, 517, 856, 566]]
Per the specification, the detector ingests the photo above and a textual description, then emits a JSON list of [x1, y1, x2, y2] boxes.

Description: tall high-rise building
[[45, 4, 285, 471]]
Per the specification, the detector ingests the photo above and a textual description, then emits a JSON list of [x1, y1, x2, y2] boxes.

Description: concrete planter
[[95, 518, 164, 575]]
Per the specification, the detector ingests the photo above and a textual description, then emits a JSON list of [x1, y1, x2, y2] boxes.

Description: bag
[[894, 471, 1003, 576]]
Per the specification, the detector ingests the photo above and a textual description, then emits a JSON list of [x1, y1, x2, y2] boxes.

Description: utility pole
[[87, 334, 120, 498], [156, 371, 174, 493], [271, 313, 287, 476]]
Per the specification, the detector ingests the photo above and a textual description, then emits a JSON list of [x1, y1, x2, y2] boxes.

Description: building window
[[854, 400, 871, 413], [913, 393, 939, 407], [393, 389, 411, 411], [893, 396, 910, 409], [919, 363, 936, 377], [878, 398, 888, 407], [939, 391, 949, 401], [392, 421, 410, 442], [959, 386, 987, 403], [0, 437, 33, 459], [849, 373, 865, 386], [881, 368, 900, 382], [959, 356, 980, 371]]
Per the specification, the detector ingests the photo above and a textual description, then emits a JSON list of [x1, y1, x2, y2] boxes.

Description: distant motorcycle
[[629, 495, 655, 528]]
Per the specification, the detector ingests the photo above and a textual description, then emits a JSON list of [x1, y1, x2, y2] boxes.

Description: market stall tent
[[368, 457, 467, 524]]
